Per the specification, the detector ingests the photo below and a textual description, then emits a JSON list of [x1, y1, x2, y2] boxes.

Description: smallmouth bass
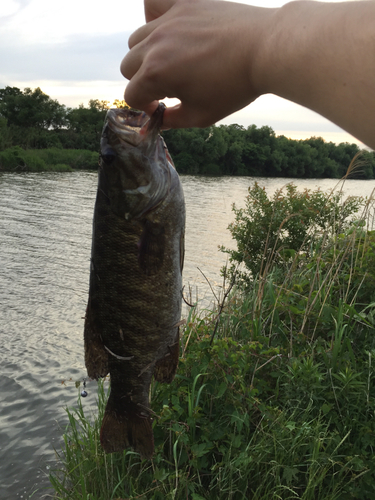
[[84, 104, 185, 458]]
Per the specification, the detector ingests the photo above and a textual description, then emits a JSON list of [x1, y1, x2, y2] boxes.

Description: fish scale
[[84, 104, 185, 458]]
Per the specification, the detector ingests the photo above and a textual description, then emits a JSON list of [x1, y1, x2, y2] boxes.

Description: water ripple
[[1, 172, 375, 498]]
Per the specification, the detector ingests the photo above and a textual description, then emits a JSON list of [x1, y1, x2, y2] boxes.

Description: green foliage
[[50, 284, 375, 499], [1, 86, 375, 176], [0, 116, 11, 150], [64, 102, 108, 151], [222, 182, 364, 283], [0, 86, 67, 130], [163, 125, 375, 178], [30, 148, 99, 170], [315, 228, 375, 306], [0, 146, 47, 171], [0, 147, 97, 171], [0, 86, 109, 151]]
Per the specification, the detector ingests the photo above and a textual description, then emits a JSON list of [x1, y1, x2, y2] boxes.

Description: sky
[[0, 0, 368, 147]]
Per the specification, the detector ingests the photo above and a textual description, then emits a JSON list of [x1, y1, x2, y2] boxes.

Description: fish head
[[99, 104, 174, 219]]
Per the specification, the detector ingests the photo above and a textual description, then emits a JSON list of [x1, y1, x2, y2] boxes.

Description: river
[[1, 172, 375, 499]]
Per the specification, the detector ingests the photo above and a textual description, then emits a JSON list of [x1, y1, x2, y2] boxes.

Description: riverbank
[[1, 142, 375, 179], [0, 146, 98, 172], [49, 184, 375, 499]]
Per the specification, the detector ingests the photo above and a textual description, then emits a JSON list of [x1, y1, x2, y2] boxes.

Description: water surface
[[1, 172, 375, 499]]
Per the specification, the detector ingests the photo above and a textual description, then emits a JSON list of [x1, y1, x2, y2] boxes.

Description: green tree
[[223, 141, 246, 175], [218, 124, 246, 174], [0, 86, 67, 149], [66, 101, 108, 150], [0, 116, 11, 150], [0, 86, 67, 130], [222, 182, 363, 283], [2, 85, 373, 174], [199, 126, 227, 174], [88, 99, 110, 111], [327, 142, 361, 177]]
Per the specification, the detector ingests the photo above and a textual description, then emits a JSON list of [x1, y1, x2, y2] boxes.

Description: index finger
[[124, 66, 164, 115]]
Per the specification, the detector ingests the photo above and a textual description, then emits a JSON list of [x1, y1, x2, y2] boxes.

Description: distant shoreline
[[1, 143, 375, 179]]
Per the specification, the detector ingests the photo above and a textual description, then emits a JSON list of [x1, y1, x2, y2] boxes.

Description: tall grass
[[50, 175, 375, 499], [0, 146, 98, 171]]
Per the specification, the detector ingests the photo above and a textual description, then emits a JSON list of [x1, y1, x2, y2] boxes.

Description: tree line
[[1, 86, 374, 177], [163, 126, 375, 178], [0, 86, 112, 151]]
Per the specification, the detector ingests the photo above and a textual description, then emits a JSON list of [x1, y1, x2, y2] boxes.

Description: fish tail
[[154, 328, 180, 383], [100, 392, 154, 459]]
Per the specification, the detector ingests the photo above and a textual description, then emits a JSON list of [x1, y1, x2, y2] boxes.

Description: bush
[[29, 148, 98, 170], [221, 182, 364, 285], [0, 146, 27, 170], [0, 147, 98, 171], [0, 146, 47, 171]]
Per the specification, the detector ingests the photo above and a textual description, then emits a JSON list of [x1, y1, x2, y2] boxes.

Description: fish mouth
[[105, 105, 165, 148], [99, 104, 172, 220], [105, 108, 148, 148]]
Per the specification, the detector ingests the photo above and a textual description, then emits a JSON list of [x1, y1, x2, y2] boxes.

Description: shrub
[[0, 146, 28, 170], [0, 147, 98, 171], [0, 146, 47, 171], [51, 285, 375, 499], [221, 182, 364, 285], [51, 256, 375, 499]]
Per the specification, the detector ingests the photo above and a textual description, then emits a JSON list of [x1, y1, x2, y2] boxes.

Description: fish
[[83, 104, 185, 459]]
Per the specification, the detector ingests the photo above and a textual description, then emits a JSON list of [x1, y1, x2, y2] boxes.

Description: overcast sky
[[0, 0, 366, 147]]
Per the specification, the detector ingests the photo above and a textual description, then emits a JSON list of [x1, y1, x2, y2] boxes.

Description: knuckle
[[141, 60, 161, 83]]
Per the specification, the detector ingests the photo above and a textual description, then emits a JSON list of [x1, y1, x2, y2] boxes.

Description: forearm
[[255, 1, 375, 148]]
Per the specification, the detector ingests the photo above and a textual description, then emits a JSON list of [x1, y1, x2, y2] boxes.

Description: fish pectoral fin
[[84, 305, 109, 379], [138, 220, 165, 276], [153, 328, 180, 384], [100, 394, 154, 459]]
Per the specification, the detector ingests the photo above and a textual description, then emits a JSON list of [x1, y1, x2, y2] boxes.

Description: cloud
[[0, 31, 131, 83], [0, 0, 32, 19]]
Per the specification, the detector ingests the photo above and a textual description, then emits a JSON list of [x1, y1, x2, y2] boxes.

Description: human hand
[[121, 0, 375, 148], [121, 0, 270, 129]]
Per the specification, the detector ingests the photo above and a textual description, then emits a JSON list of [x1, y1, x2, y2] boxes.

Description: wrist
[[251, 1, 332, 99], [252, 1, 355, 104], [246, 5, 279, 98]]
